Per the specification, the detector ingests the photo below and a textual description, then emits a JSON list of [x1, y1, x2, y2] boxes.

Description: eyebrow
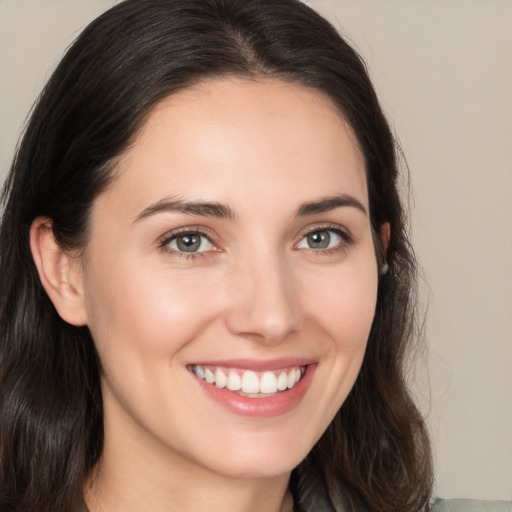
[[134, 193, 367, 223], [134, 198, 237, 222], [296, 194, 367, 217]]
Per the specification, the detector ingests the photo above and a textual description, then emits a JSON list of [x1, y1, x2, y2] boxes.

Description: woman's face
[[80, 78, 379, 478]]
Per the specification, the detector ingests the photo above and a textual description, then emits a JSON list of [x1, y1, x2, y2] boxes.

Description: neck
[[86, 474, 292, 512]]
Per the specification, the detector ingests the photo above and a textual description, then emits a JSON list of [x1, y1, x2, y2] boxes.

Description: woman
[[0, 1, 433, 511]]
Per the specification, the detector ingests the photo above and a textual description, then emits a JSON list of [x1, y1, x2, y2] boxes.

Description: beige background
[[1, 0, 511, 501]]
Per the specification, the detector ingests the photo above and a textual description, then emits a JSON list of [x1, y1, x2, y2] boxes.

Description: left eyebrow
[[296, 194, 367, 217]]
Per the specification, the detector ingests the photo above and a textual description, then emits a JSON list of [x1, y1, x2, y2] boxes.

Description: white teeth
[[193, 365, 205, 379], [259, 371, 278, 394], [227, 371, 242, 391], [215, 368, 227, 388], [277, 372, 288, 391], [191, 365, 305, 394], [205, 368, 215, 384], [287, 370, 296, 388], [241, 370, 260, 393]]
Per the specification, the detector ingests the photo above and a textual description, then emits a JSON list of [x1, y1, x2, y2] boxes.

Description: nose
[[224, 254, 303, 344]]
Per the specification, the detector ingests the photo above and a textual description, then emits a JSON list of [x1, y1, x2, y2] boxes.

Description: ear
[[30, 217, 88, 326], [379, 222, 391, 254], [378, 222, 391, 275]]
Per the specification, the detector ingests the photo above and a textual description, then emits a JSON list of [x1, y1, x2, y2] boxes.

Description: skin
[[31, 78, 386, 512]]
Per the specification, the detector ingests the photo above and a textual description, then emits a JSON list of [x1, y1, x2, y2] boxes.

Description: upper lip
[[187, 357, 315, 372]]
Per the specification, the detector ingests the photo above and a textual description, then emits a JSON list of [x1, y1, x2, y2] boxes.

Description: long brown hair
[[0, 1, 432, 510]]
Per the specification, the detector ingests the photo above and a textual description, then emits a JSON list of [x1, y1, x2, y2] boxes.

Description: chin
[[193, 428, 319, 479]]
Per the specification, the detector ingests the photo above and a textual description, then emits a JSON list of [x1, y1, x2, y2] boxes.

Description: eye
[[165, 231, 214, 253], [296, 228, 346, 251]]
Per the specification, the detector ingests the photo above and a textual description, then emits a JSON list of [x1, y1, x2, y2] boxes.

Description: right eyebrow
[[296, 194, 367, 217], [134, 198, 237, 223]]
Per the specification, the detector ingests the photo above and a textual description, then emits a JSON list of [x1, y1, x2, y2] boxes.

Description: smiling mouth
[[188, 364, 307, 397]]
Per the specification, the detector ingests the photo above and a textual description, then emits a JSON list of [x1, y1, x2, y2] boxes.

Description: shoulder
[[431, 498, 512, 512]]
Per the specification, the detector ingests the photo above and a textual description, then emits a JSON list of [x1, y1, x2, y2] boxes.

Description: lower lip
[[193, 365, 316, 418]]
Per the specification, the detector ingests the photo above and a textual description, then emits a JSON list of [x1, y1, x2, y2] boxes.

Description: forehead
[[107, 77, 368, 216]]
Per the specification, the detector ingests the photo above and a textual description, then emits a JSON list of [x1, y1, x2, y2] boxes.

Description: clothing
[[79, 497, 511, 511], [79, 484, 511, 512], [78, 497, 511, 511], [292, 461, 512, 511], [430, 499, 512, 512]]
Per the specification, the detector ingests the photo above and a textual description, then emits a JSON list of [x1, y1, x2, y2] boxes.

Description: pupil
[[177, 234, 201, 252], [308, 230, 330, 249]]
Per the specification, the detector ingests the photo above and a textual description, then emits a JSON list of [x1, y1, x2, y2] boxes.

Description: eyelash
[[159, 224, 353, 260], [294, 224, 353, 256], [159, 227, 217, 260]]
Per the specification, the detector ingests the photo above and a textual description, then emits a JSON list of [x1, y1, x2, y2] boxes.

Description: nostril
[[224, 260, 303, 342]]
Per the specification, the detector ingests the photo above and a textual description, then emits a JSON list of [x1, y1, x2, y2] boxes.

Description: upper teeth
[[191, 365, 304, 394]]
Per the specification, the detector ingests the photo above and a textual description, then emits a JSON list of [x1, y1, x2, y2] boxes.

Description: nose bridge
[[226, 246, 303, 343]]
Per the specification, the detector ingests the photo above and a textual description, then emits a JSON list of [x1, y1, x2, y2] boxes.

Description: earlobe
[[379, 222, 391, 275], [30, 217, 88, 326]]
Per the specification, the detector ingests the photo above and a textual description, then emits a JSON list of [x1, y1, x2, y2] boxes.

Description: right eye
[[164, 231, 215, 254]]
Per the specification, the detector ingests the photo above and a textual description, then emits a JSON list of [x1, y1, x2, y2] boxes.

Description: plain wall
[[1, 0, 511, 501]]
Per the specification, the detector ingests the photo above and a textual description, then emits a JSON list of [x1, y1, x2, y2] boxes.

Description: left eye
[[166, 232, 214, 253], [296, 229, 344, 250]]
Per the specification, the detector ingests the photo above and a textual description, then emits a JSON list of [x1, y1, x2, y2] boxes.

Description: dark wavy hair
[[0, 1, 433, 511]]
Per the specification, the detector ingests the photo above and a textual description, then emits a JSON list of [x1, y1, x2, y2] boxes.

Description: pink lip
[[192, 363, 317, 418]]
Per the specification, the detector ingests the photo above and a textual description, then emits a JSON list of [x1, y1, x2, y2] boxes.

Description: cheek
[[82, 260, 225, 430], [302, 260, 378, 349], [83, 257, 222, 371], [301, 258, 378, 414]]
